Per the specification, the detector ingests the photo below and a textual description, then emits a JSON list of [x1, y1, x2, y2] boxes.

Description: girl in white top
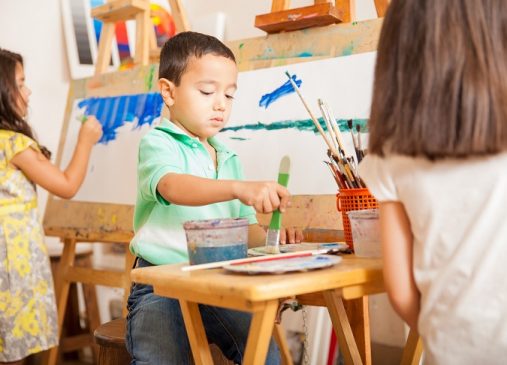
[[358, 0, 507, 364]]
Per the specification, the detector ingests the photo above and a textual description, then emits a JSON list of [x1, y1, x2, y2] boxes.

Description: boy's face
[[159, 54, 238, 141]]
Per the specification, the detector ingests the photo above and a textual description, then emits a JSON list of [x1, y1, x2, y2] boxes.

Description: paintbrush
[[321, 100, 348, 158], [356, 124, 364, 162], [181, 249, 331, 272], [265, 156, 291, 254], [318, 99, 340, 152], [347, 119, 361, 163], [285, 71, 340, 159]]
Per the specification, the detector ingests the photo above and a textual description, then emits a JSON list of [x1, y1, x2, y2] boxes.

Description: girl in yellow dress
[[0, 48, 102, 364]]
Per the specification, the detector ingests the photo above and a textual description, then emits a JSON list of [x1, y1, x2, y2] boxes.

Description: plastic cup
[[347, 209, 381, 257], [183, 218, 249, 265]]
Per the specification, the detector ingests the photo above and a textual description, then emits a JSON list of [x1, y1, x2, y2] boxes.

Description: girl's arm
[[380, 201, 420, 330], [11, 117, 103, 199]]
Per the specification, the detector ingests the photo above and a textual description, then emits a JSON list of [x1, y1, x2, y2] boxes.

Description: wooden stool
[[94, 318, 131, 365]]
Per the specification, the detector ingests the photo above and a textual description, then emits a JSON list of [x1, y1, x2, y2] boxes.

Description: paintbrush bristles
[[285, 72, 340, 158], [321, 101, 347, 158], [318, 99, 339, 151]]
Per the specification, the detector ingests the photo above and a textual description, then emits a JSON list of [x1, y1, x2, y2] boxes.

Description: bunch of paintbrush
[[285, 71, 365, 189]]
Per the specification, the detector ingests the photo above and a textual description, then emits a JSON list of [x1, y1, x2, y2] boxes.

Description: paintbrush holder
[[337, 188, 378, 249]]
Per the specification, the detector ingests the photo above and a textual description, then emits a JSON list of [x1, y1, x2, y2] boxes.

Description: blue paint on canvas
[[258, 74, 302, 109], [222, 118, 368, 134], [78, 93, 163, 143]]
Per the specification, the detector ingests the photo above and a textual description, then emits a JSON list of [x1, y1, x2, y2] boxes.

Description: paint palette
[[224, 255, 342, 275], [248, 242, 348, 257]]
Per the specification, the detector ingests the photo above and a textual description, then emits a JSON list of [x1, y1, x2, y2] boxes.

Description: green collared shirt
[[130, 119, 257, 265]]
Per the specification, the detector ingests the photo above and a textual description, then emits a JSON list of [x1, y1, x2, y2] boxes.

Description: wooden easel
[[255, 0, 390, 34], [91, 0, 190, 76]]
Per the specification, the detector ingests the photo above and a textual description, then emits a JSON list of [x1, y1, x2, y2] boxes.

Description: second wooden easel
[[91, 0, 190, 76]]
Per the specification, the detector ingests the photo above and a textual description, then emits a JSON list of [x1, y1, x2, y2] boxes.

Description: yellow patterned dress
[[0, 130, 58, 361]]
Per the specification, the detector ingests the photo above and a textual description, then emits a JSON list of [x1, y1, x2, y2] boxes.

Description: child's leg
[[201, 305, 281, 365], [126, 270, 192, 364]]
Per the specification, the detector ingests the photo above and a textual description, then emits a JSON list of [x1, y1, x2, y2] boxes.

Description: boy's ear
[[158, 78, 176, 106]]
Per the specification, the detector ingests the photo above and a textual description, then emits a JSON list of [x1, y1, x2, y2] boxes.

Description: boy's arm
[[157, 173, 290, 213], [380, 201, 420, 330]]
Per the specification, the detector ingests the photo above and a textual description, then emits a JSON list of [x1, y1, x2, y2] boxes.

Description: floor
[[26, 342, 404, 365]]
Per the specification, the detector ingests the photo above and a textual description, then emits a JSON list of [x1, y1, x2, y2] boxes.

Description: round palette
[[223, 255, 342, 275], [248, 242, 348, 257]]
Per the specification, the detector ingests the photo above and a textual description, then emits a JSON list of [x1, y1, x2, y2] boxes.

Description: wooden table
[[131, 254, 416, 365]]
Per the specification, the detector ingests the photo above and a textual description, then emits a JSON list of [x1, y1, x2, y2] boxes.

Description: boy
[[127, 32, 301, 364]]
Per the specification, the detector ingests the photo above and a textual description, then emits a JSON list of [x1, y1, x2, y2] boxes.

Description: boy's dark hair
[[0, 48, 50, 158], [368, 0, 507, 159], [158, 31, 236, 85]]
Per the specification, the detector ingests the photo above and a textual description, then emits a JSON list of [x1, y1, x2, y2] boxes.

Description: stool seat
[[94, 318, 128, 348], [94, 318, 131, 365]]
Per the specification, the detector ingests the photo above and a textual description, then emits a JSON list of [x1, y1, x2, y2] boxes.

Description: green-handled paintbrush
[[265, 156, 291, 254]]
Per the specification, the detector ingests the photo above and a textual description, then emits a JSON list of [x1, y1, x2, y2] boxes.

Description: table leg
[[323, 290, 363, 365], [344, 296, 371, 364], [244, 300, 279, 365], [400, 328, 423, 365], [179, 300, 213, 365]]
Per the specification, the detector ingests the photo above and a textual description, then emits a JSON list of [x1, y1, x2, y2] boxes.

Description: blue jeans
[[126, 258, 280, 364]]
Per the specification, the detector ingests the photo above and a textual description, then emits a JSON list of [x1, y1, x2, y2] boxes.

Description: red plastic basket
[[337, 188, 378, 249]]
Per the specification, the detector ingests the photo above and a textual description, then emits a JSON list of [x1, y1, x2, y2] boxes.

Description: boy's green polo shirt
[[130, 119, 257, 265]]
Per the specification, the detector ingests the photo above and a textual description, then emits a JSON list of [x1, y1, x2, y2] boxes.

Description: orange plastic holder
[[336, 188, 378, 249]]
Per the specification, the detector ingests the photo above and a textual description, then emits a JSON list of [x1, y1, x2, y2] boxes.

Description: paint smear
[[342, 43, 354, 56], [222, 118, 368, 134], [145, 65, 156, 91], [78, 93, 163, 143], [258, 74, 302, 109]]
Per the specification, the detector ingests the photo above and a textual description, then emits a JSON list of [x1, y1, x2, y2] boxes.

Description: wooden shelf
[[255, 2, 344, 34]]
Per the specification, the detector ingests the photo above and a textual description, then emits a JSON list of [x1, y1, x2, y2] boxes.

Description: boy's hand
[[78, 116, 103, 147], [234, 181, 290, 214], [280, 227, 304, 244]]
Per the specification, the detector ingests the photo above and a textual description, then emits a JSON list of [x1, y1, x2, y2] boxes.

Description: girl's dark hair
[[368, 0, 507, 159], [158, 31, 236, 85], [0, 48, 51, 159]]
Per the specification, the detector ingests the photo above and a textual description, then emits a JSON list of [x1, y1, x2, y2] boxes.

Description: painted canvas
[[59, 50, 375, 205]]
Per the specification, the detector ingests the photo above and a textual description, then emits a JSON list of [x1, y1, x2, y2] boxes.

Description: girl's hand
[[280, 226, 304, 244], [78, 116, 103, 147], [233, 181, 290, 214]]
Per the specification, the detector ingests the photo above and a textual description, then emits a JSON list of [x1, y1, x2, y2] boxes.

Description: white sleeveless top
[[359, 153, 507, 365]]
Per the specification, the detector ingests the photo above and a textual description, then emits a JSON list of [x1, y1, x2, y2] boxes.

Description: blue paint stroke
[[297, 52, 313, 57], [78, 93, 163, 144], [222, 118, 368, 135], [229, 137, 249, 141], [258, 74, 302, 109]]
